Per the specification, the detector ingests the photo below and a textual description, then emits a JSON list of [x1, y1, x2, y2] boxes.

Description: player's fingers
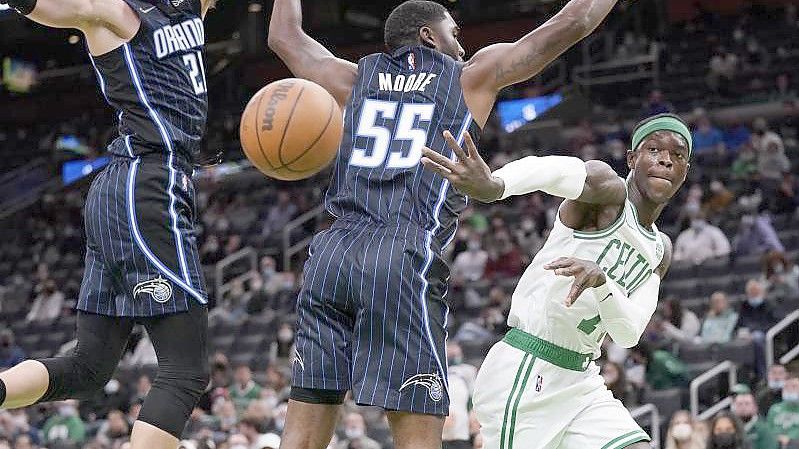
[[552, 265, 581, 277], [565, 281, 586, 307], [421, 147, 459, 172], [443, 130, 469, 162], [463, 131, 479, 160], [420, 157, 454, 178], [543, 257, 574, 270]]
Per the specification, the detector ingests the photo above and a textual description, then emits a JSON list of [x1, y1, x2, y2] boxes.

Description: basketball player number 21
[[350, 99, 435, 169], [182, 50, 207, 95]]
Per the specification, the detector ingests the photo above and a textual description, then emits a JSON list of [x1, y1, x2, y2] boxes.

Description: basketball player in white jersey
[[420, 113, 691, 449]]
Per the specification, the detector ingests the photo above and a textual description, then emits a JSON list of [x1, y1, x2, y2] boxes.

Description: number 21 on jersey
[[349, 99, 435, 169], [182, 50, 207, 95]]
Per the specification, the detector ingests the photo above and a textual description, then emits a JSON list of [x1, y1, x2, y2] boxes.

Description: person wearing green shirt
[[229, 364, 263, 414], [766, 377, 799, 448], [734, 392, 778, 449], [42, 400, 86, 446], [701, 292, 740, 344]]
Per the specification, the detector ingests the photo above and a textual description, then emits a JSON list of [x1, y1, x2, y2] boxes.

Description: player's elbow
[[606, 321, 643, 348]]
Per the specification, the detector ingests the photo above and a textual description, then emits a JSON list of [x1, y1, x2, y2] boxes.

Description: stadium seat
[[717, 341, 755, 372], [678, 343, 714, 364], [641, 388, 682, 423]]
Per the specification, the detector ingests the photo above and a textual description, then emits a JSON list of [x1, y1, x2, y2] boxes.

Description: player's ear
[[626, 149, 636, 171], [419, 25, 436, 49]]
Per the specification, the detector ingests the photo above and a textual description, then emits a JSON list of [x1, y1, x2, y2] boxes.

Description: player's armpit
[[461, 0, 618, 92], [26, 0, 137, 36]]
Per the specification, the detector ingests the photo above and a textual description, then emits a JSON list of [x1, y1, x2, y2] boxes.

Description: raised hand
[[543, 257, 607, 307], [420, 131, 505, 203]]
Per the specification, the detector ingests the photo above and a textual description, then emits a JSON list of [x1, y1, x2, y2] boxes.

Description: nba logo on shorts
[[535, 375, 543, 392], [407, 53, 416, 70]]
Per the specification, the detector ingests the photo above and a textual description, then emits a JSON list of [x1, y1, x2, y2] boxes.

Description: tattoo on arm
[[494, 49, 540, 84]]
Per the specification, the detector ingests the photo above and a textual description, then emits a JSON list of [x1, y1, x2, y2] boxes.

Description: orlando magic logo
[[171, 0, 186, 7], [133, 276, 173, 303], [399, 373, 443, 402]]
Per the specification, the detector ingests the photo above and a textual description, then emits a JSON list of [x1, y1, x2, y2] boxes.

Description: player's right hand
[[420, 131, 505, 203], [544, 257, 607, 307]]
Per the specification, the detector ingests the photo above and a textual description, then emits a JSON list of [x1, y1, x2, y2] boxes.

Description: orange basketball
[[239, 78, 343, 181]]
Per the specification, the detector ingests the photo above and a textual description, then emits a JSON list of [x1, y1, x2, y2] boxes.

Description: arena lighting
[[248, 2, 262, 13]]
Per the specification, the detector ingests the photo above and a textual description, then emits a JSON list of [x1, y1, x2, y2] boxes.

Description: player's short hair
[[630, 113, 690, 152], [384, 0, 449, 51]]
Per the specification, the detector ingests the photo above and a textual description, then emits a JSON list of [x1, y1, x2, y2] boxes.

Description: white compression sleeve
[[592, 274, 661, 348], [492, 156, 588, 200]]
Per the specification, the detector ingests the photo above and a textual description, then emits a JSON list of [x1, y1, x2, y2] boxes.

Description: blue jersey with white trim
[[326, 46, 481, 249], [88, 0, 207, 162]]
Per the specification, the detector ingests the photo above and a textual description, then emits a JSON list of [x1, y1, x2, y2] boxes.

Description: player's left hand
[[420, 131, 505, 203], [544, 257, 607, 307]]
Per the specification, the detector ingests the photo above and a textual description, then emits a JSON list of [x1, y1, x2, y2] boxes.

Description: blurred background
[[0, 0, 798, 448]]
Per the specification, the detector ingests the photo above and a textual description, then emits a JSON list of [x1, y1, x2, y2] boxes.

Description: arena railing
[[766, 309, 799, 369], [630, 403, 661, 449], [572, 47, 660, 93], [690, 360, 737, 421], [283, 204, 326, 271], [215, 246, 258, 300]]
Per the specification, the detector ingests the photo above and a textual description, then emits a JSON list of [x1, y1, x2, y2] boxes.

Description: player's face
[[627, 131, 690, 204], [424, 13, 465, 62]]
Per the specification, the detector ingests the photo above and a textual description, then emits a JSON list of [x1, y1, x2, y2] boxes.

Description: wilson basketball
[[239, 78, 343, 181]]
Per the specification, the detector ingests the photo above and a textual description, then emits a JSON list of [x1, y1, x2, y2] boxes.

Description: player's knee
[[38, 354, 116, 402]]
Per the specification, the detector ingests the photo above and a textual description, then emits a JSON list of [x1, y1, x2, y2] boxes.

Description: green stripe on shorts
[[500, 354, 530, 449], [507, 357, 536, 449]]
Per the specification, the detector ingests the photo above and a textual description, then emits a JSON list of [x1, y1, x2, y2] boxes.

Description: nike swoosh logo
[[140, 6, 155, 13]]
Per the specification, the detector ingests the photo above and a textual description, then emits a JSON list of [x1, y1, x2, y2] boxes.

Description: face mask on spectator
[[769, 380, 785, 390], [690, 219, 706, 230], [713, 432, 737, 448], [747, 297, 764, 307], [58, 406, 76, 417], [104, 379, 120, 394], [448, 356, 463, 366], [782, 391, 799, 402], [672, 423, 692, 441]]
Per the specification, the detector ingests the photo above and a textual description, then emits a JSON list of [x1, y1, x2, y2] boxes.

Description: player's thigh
[[350, 241, 449, 415], [140, 300, 208, 379], [559, 390, 650, 449], [292, 227, 361, 392]]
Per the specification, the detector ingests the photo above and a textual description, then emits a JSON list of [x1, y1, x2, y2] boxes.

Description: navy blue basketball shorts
[[292, 221, 451, 416], [77, 154, 208, 317]]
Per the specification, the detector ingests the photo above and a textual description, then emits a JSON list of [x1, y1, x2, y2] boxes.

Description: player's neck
[[627, 182, 664, 230]]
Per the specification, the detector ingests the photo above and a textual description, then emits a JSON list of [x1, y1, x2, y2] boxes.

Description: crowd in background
[[1, 3, 799, 449]]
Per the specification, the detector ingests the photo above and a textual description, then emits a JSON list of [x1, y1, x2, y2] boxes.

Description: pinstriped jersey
[[326, 46, 481, 249], [508, 198, 665, 359], [88, 0, 207, 162]]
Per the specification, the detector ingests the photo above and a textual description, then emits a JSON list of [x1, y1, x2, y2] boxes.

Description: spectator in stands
[[701, 291, 740, 344], [772, 73, 796, 101], [261, 191, 297, 242], [226, 432, 250, 449], [734, 212, 785, 257], [230, 364, 262, 415], [237, 415, 267, 449], [732, 392, 778, 449], [665, 410, 707, 449], [12, 434, 35, 449], [751, 118, 782, 154], [661, 297, 702, 343], [731, 144, 759, 182], [26, 279, 64, 323], [95, 409, 131, 447], [274, 322, 294, 359], [0, 330, 26, 371], [724, 121, 752, 153], [757, 365, 789, 413], [485, 231, 523, 280], [0, 410, 35, 447], [673, 213, 731, 265], [122, 329, 157, 367], [337, 412, 381, 449], [130, 374, 151, 405], [706, 411, 748, 449], [629, 342, 688, 391], [642, 89, 675, 117], [775, 172, 798, 215], [214, 399, 239, 434], [452, 237, 488, 283], [444, 341, 477, 449], [200, 234, 224, 265], [762, 252, 799, 299], [767, 376, 799, 448], [739, 279, 778, 334], [703, 181, 735, 220], [601, 361, 637, 407], [692, 114, 725, 156], [42, 400, 86, 447], [707, 48, 738, 97]]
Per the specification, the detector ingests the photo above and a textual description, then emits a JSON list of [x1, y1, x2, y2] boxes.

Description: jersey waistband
[[110, 152, 193, 174], [503, 328, 593, 372]]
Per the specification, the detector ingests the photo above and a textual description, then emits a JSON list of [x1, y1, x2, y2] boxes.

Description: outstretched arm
[[419, 131, 626, 205], [2, 0, 136, 35], [462, 0, 617, 92], [268, 0, 357, 108]]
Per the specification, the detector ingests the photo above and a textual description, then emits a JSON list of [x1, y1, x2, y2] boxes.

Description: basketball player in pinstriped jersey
[[269, 0, 622, 448], [0, 0, 217, 448]]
